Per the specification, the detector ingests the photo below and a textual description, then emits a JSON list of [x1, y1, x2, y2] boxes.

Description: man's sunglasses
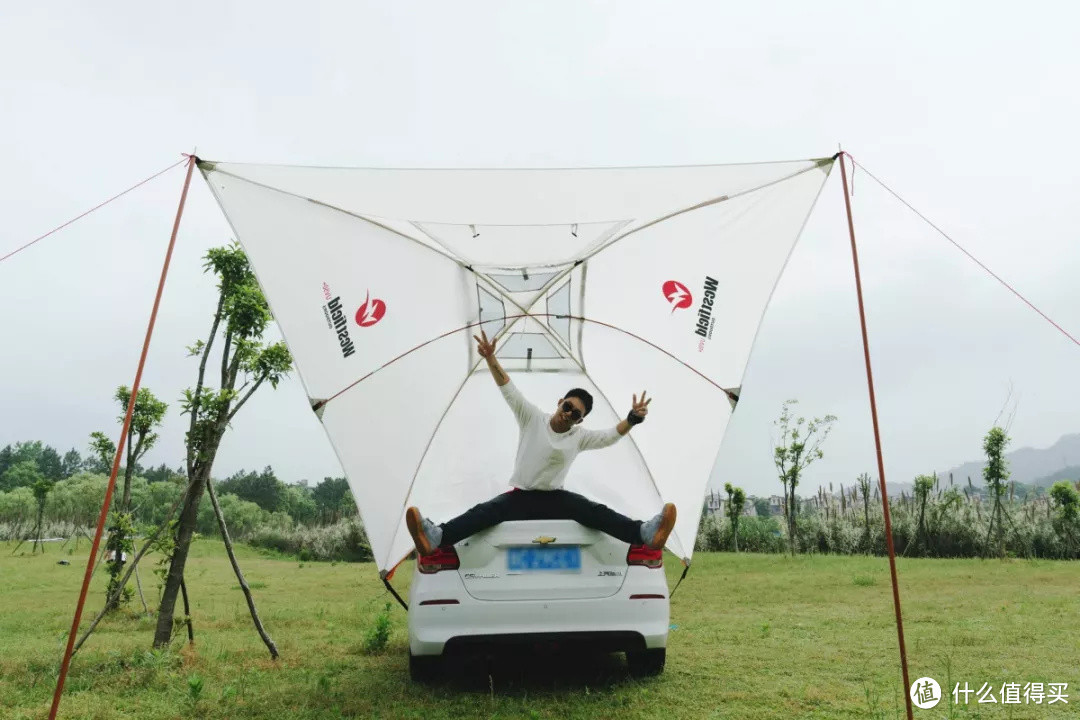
[[561, 401, 582, 421]]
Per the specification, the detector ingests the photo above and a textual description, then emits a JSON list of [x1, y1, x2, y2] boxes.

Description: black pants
[[440, 489, 644, 546]]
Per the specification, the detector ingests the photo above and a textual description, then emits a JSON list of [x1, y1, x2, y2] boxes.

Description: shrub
[[363, 602, 393, 654], [247, 517, 373, 562]]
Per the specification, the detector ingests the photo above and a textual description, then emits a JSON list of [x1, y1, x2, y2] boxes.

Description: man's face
[[552, 396, 587, 429]]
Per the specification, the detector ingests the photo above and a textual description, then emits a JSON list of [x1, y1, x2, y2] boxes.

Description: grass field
[[2, 540, 1078, 719]]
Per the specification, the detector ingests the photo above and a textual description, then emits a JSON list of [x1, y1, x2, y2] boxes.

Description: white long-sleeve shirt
[[499, 379, 623, 491]]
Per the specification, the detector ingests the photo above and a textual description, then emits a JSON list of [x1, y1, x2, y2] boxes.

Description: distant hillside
[[1031, 465, 1080, 488], [937, 433, 1080, 487]]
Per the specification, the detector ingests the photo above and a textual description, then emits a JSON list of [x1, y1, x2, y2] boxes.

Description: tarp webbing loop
[[382, 577, 408, 612], [668, 560, 690, 599]]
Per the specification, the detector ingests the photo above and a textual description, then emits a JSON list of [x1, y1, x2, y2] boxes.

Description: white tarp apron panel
[[199, 157, 835, 572]]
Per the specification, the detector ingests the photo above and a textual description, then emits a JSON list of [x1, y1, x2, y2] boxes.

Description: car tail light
[[629, 594, 666, 600], [417, 546, 460, 574], [419, 599, 460, 606], [627, 544, 663, 568]]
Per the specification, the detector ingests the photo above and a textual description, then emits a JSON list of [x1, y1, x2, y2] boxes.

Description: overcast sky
[[1, 2, 1078, 499]]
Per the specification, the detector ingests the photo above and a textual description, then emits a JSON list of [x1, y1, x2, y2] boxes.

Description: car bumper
[[407, 567, 670, 656]]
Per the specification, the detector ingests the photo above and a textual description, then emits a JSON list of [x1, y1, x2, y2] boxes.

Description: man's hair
[[564, 388, 593, 416]]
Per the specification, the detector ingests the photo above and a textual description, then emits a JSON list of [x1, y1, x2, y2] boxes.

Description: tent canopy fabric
[[198, 156, 835, 573]]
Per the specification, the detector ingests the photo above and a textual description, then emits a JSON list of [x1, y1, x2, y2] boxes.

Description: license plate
[[507, 546, 581, 572]]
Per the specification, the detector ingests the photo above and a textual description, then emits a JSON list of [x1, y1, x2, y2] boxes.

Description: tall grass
[[698, 481, 1080, 559], [247, 517, 372, 562]]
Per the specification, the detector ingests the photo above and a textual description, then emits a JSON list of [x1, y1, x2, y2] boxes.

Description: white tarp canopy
[[198, 156, 835, 573]]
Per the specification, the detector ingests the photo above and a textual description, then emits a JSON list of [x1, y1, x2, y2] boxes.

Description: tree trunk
[[916, 498, 927, 555], [73, 487, 187, 657], [33, 502, 45, 554], [206, 476, 279, 659], [134, 562, 148, 614], [122, 431, 137, 510], [995, 505, 1002, 559], [153, 468, 209, 648], [732, 519, 739, 553], [180, 578, 194, 645], [787, 485, 797, 555]]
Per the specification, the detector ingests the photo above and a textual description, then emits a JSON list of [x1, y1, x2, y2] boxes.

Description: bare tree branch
[[220, 327, 233, 389], [71, 486, 188, 657], [205, 476, 279, 659], [180, 578, 194, 645], [227, 375, 266, 423], [993, 379, 1014, 428], [188, 295, 226, 477]]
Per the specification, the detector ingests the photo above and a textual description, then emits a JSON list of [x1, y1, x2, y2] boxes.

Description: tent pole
[[49, 153, 197, 720], [839, 151, 913, 720]]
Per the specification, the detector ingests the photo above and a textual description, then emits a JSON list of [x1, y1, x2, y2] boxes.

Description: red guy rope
[[0, 157, 187, 265], [845, 154, 1080, 350]]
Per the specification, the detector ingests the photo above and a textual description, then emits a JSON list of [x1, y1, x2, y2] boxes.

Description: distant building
[[704, 490, 723, 516], [703, 489, 756, 517]]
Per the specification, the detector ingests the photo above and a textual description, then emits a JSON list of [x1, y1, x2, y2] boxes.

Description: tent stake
[[49, 153, 197, 720], [839, 151, 913, 720]]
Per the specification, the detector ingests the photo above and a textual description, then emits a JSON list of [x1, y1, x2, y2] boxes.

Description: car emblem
[[532, 536, 556, 544]]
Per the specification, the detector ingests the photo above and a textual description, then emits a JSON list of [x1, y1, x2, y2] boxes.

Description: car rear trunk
[[456, 520, 629, 601]]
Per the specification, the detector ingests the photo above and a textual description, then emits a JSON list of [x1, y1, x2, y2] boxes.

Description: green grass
[[2, 540, 1078, 719]]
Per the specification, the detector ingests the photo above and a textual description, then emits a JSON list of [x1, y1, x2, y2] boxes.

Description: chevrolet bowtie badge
[[532, 536, 556, 544]]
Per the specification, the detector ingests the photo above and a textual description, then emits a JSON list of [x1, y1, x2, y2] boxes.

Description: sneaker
[[640, 503, 677, 550], [406, 507, 442, 556]]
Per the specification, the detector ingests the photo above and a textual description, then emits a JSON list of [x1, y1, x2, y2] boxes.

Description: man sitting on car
[[405, 328, 677, 556]]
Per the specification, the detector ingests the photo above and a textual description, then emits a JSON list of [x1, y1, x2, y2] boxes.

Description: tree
[[3, 462, 47, 552], [111, 386, 169, 511], [30, 477, 54, 553], [282, 483, 318, 526], [218, 466, 285, 513], [143, 463, 183, 484], [724, 482, 746, 552], [856, 472, 873, 549], [1, 441, 49, 480], [0, 445, 13, 478], [13, 441, 45, 467], [153, 243, 292, 655], [982, 426, 1011, 559], [1, 460, 44, 492], [98, 385, 168, 611], [312, 477, 356, 524], [1049, 480, 1079, 555], [38, 446, 63, 481], [753, 497, 771, 518], [0, 486, 35, 530], [61, 449, 83, 479], [773, 399, 836, 555], [87, 432, 116, 475], [912, 474, 935, 555]]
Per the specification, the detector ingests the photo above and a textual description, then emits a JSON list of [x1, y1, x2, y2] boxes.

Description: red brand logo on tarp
[[355, 291, 387, 327], [662, 280, 693, 313]]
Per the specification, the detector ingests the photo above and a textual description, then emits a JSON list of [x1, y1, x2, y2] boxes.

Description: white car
[[406, 517, 670, 681]]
